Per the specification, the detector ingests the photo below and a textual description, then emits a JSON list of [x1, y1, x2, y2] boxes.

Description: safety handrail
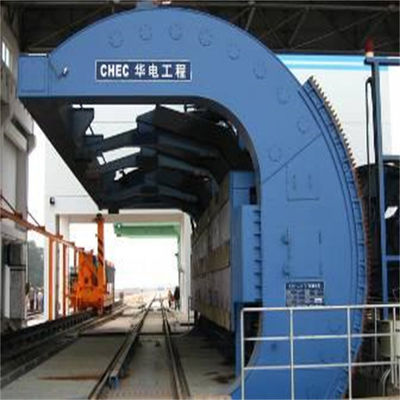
[[240, 303, 400, 400]]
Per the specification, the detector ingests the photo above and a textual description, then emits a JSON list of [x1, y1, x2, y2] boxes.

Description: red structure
[[69, 215, 115, 314]]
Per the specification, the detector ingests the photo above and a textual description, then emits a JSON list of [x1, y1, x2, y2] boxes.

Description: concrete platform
[[101, 335, 173, 399], [83, 308, 142, 336], [99, 309, 173, 399], [173, 329, 235, 398], [26, 314, 46, 327], [141, 310, 163, 334], [165, 309, 194, 334], [1, 335, 126, 399], [0, 309, 142, 399]]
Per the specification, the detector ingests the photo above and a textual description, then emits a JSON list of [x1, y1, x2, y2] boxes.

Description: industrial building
[[0, 1, 399, 399], [1, 5, 35, 331]]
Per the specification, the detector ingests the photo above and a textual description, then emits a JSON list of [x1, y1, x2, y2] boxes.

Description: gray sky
[[69, 223, 179, 290]]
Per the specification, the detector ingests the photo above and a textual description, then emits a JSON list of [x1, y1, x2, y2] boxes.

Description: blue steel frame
[[18, 7, 366, 399], [364, 56, 400, 314]]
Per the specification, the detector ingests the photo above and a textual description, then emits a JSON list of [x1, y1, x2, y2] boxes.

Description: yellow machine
[[69, 215, 115, 314]]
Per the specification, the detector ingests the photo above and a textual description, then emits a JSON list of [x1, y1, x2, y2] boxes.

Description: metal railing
[[240, 303, 400, 400]]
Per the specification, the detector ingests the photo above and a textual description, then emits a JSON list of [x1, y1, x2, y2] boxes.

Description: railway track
[[92, 295, 190, 400], [88, 298, 155, 399], [1, 303, 125, 388], [161, 301, 191, 400], [1, 295, 190, 399]]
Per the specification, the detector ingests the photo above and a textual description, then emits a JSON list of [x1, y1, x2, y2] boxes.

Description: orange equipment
[[69, 215, 115, 314]]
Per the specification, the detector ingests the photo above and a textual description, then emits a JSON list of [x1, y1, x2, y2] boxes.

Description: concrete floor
[[1, 307, 142, 400], [101, 309, 236, 399], [173, 329, 235, 399], [102, 335, 174, 399], [83, 308, 141, 336], [100, 309, 174, 399], [141, 310, 164, 334], [1, 335, 126, 399]]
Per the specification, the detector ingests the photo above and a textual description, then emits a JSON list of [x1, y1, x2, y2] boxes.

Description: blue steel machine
[[18, 4, 367, 399]]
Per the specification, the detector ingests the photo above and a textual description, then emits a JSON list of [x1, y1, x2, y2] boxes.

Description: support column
[[179, 213, 191, 315], [0, 235, 3, 326], [3, 243, 27, 329], [73, 248, 77, 313], [48, 238, 54, 320], [95, 214, 105, 314], [95, 215, 106, 285], [62, 244, 67, 317], [59, 216, 70, 317], [43, 207, 56, 321]]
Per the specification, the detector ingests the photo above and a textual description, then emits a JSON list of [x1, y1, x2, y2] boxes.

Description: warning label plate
[[286, 281, 324, 306]]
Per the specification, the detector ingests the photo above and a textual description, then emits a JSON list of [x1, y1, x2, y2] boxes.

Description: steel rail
[[107, 301, 153, 384], [1, 301, 124, 361], [1, 303, 126, 388], [1, 310, 93, 354], [88, 298, 155, 400], [161, 303, 190, 400]]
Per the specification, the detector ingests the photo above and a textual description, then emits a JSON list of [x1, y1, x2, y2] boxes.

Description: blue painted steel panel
[[232, 204, 261, 304], [230, 172, 256, 327], [19, 56, 47, 93], [18, 7, 366, 399]]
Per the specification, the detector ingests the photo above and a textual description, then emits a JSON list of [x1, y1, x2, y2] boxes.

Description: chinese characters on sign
[[286, 281, 325, 307], [96, 60, 191, 81]]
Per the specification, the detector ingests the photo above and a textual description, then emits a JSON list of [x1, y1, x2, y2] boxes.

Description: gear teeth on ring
[[305, 76, 373, 374], [308, 76, 358, 172]]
